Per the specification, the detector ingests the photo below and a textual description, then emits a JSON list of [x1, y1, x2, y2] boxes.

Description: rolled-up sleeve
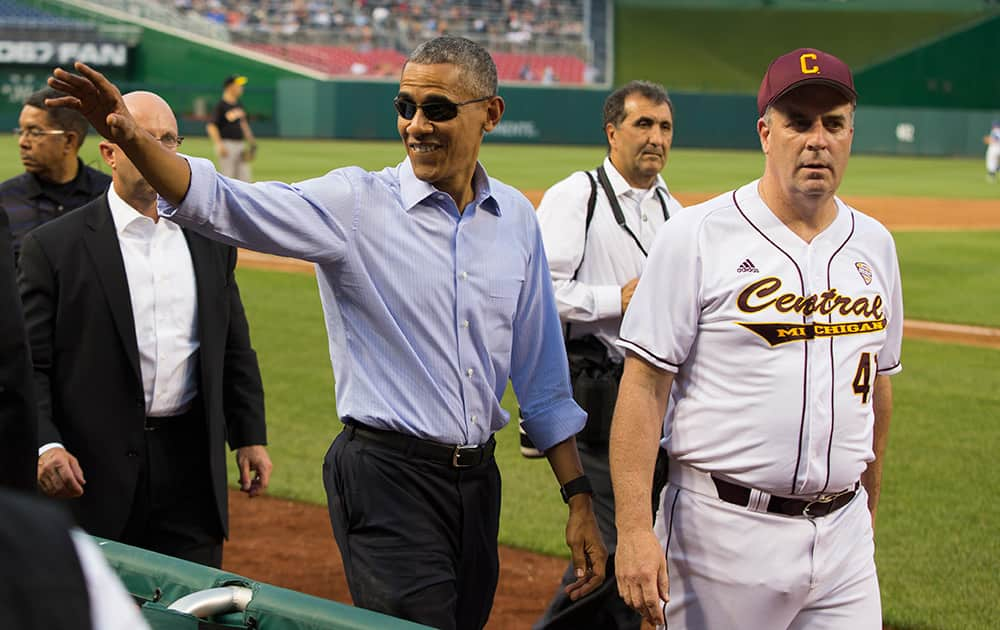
[[510, 220, 586, 451], [157, 155, 354, 264]]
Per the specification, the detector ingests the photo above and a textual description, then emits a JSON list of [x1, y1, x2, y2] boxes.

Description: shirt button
[[460, 271, 468, 280], [471, 414, 478, 424], [642, 214, 648, 222], [466, 368, 474, 378], [461, 320, 469, 328]]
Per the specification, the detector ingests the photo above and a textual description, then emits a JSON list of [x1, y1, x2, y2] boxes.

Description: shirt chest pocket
[[484, 276, 524, 360], [488, 277, 523, 315]]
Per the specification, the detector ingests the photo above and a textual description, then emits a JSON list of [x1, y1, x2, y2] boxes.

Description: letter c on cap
[[800, 53, 819, 74]]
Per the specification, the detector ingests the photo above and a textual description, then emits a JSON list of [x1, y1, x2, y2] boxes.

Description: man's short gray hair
[[406, 36, 498, 98], [603, 80, 673, 129]]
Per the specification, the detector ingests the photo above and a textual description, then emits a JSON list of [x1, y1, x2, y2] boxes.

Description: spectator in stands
[[206, 74, 256, 181], [0, 87, 110, 261], [0, 487, 151, 630], [48, 35, 607, 630]]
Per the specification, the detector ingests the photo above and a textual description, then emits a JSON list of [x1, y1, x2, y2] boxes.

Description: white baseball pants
[[652, 475, 881, 630]]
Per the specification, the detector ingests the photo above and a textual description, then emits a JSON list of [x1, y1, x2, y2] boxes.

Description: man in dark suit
[[0, 209, 36, 491], [19, 91, 272, 568]]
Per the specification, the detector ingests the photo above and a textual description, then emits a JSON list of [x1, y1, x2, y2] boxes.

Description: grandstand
[[2, 0, 997, 151], [172, 0, 601, 84]]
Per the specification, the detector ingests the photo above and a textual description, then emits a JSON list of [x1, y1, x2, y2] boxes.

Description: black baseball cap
[[757, 48, 856, 117], [223, 74, 248, 88]]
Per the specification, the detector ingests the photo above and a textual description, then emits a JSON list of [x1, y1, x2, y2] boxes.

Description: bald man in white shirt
[[19, 91, 271, 568]]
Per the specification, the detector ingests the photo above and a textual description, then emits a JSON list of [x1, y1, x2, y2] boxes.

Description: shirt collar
[[107, 184, 157, 236], [26, 158, 90, 199], [735, 179, 852, 246], [603, 156, 670, 200], [399, 158, 500, 216]]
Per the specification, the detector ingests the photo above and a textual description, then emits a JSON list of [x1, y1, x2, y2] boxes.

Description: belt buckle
[[802, 490, 845, 517], [452, 445, 479, 468]]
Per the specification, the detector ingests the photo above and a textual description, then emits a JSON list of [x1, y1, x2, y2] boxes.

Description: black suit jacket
[[0, 209, 37, 491], [18, 193, 266, 538]]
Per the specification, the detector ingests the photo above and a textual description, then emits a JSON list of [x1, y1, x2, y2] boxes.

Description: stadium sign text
[[493, 120, 540, 139], [0, 41, 129, 67]]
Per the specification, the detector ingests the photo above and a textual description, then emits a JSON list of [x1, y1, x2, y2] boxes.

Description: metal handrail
[[167, 585, 254, 618]]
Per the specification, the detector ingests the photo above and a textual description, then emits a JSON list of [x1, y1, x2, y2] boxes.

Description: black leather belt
[[712, 476, 858, 518], [145, 403, 200, 431], [344, 421, 495, 469]]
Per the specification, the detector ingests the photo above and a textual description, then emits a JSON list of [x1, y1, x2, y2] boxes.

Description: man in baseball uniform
[[610, 48, 903, 629], [535, 80, 682, 630], [984, 120, 999, 183]]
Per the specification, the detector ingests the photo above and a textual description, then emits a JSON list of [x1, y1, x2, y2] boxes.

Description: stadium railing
[[95, 537, 432, 630]]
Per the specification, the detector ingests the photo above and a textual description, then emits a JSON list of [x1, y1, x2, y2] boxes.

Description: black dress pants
[[119, 405, 223, 568], [534, 442, 642, 630], [324, 426, 502, 630]]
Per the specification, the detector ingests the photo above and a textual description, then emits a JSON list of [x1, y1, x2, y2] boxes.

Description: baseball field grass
[[3, 138, 998, 628], [231, 266, 1000, 630], [8, 135, 998, 199]]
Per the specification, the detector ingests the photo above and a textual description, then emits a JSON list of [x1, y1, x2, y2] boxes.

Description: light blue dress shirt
[[159, 156, 584, 450]]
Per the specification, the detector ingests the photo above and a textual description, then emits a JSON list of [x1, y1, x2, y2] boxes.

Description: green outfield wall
[[612, 4, 999, 110], [271, 79, 998, 157], [855, 14, 1000, 109]]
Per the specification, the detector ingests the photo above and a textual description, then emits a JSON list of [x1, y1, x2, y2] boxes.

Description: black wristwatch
[[560, 475, 593, 504]]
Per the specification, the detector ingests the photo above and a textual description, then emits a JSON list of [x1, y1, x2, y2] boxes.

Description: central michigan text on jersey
[[618, 180, 903, 498]]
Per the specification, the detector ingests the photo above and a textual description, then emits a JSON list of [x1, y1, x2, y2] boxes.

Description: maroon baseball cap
[[757, 48, 856, 117]]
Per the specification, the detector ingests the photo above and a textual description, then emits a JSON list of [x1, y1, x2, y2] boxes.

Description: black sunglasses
[[393, 95, 490, 122]]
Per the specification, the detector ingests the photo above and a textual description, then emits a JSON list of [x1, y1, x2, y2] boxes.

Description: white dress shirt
[[38, 188, 202, 456], [537, 156, 683, 360], [108, 185, 200, 417]]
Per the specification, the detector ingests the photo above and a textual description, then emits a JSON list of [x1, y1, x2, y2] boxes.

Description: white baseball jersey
[[986, 126, 1000, 173], [619, 180, 903, 497], [537, 157, 682, 360]]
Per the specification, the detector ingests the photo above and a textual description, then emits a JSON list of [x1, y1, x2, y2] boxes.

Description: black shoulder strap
[[654, 188, 671, 221], [566, 171, 599, 340], [570, 170, 599, 281], [596, 165, 651, 257]]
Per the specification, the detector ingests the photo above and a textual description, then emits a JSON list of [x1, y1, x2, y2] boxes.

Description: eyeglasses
[[393, 96, 490, 122], [14, 127, 67, 139], [156, 134, 184, 149]]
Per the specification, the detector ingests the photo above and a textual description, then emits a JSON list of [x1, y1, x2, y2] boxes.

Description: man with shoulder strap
[[534, 80, 682, 630]]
